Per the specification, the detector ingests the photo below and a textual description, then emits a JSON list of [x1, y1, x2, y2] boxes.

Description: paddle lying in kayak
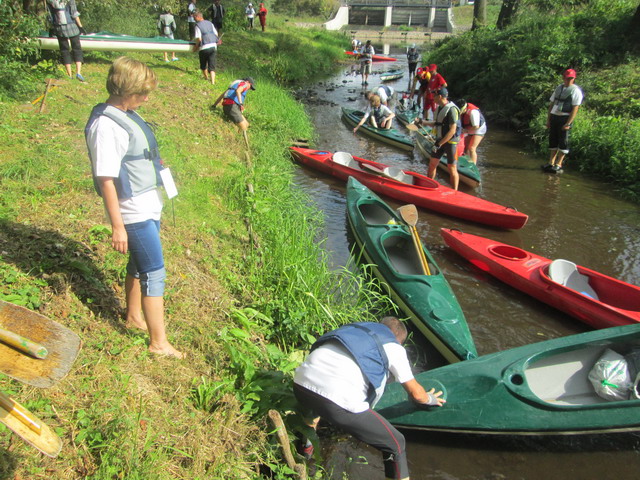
[[289, 147, 528, 229], [440, 228, 640, 329], [346, 177, 477, 363], [376, 322, 640, 435]]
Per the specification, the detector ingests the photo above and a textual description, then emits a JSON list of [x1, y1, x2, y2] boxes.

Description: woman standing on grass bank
[[46, 0, 86, 81], [85, 57, 184, 359]]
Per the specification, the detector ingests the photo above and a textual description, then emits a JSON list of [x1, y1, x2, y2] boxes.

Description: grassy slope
[[0, 23, 346, 479]]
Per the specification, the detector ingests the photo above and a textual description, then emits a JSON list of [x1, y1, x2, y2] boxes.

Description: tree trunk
[[472, 0, 487, 30], [496, 0, 520, 30]]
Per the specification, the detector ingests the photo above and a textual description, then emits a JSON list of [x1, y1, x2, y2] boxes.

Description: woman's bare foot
[[149, 344, 185, 359], [125, 317, 148, 331]]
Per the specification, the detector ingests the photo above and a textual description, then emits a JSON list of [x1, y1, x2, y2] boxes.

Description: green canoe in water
[[342, 108, 414, 151], [346, 177, 477, 363], [376, 323, 640, 435]]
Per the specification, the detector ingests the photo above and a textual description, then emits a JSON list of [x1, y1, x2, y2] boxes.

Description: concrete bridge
[[325, 0, 455, 32]]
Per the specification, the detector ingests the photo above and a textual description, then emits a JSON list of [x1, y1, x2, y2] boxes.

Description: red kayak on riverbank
[[344, 50, 397, 62], [440, 228, 640, 329], [289, 147, 528, 229]]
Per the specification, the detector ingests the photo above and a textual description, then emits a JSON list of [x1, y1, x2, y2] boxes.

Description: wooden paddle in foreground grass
[[397, 204, 432, 275], [0, 391, 62, 457]]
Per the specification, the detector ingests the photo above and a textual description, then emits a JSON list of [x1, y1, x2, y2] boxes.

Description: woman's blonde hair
[[369, 94, 381, 107], [106, 57, 159, 97]]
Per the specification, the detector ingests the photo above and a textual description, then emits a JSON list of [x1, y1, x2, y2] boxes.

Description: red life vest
[[462, 103, 485, 129]]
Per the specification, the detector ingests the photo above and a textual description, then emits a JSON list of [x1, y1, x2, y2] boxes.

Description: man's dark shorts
[[223, 103, 244, 124], [199, 47, 217, 72], [431, 142, 458, 165], [549, 114, 571, 153]]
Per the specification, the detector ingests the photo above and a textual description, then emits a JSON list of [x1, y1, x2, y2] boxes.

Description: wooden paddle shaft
[[0, 392, 42, 435], [0, 327, 48, 359], [409, 226, 431, 276]]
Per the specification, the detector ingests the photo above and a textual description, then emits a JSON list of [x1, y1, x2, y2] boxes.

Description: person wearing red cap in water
[[425, 64, 447, 119], [544, 68, 583, 173]]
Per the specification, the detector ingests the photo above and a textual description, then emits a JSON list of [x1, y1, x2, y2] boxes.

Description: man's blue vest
[[85, 104, 164, 199], [311, 322, 399, 404], [196, 20, 218, 47]]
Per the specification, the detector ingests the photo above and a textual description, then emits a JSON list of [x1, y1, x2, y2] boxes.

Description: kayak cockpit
[[541, 261, 640, 312], [522, 344, 640, 406]]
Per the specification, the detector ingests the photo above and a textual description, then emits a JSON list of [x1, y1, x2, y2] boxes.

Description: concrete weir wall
[[324, 2, 453, 32]]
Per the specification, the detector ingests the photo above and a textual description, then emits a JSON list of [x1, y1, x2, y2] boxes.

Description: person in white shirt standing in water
[[544, 68, 583, 173]]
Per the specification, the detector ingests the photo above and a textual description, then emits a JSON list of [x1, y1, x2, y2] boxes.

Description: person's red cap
[[416, 67, 424, 75], [428, 64, 437, 72], [563, 68, 576, 78]]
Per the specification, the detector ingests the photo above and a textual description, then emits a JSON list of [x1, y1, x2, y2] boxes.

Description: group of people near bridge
[[351, 40, 583, 191]]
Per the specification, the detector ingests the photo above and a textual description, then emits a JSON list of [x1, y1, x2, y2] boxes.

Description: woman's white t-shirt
[[86, 114, 163, 225]]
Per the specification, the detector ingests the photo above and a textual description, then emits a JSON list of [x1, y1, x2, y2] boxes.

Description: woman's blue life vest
[[196, 19, 218, 47], [552, 84, 579, 114], [434, 102, 462, 143], [85, 104, 164, 200], [223, 80, 249, 105], [407, 49, 420, 63], [311, 322, 399, 405]]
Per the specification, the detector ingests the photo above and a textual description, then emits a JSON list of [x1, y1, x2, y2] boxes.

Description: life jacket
[[360, 45, 374, 63], [407, 50, 419, 63], [434, 102, 462, 143], [311, 322, 398, 405], [47, 1, 74, 27], [196, 20, 218, 46], [85, 104, 164, 199], [552, 84, 579, 114], [371, 105, 387, 125], [222, 80, 250, 106], [380, 85, 392, 97], [159, 14, 175, 36], [461, 103, 485, 129]]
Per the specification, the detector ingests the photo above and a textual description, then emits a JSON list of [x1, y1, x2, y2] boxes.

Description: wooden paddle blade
[[397, 204, 419, 227], [0, 392, 62, 457], [405, 123, 419, 131], [0, 300, 81, 388]]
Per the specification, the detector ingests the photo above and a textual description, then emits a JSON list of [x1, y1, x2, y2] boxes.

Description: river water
[[292, 46, 640, 479]]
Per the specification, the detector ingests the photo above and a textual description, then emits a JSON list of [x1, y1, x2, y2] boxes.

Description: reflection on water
[[294, 44, 640, 479]]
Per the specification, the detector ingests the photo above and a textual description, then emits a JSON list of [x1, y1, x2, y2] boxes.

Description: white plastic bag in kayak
[[588, 348, 634, 401]]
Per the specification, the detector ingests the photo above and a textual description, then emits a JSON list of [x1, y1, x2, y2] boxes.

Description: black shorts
[[199, 47, 217, 72], [549, 114, 571, 153], [223, 103, 245, 124], [431, 142, 458, 165]]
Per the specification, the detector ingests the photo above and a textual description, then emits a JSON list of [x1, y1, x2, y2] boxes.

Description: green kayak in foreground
[[376, 323, 640, 435], [346, 177, 477, 363], [342, 108, 414, 151]]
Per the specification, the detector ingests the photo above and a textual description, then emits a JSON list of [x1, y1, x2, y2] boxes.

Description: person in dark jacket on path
[[293, 317, 445, 480], [209, 0, 225, 32]]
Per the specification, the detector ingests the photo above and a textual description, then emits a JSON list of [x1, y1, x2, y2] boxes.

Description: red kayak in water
[[289, 147, 528, 229], [440, 228, 640, 329], [344, 50, 397, 62]]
